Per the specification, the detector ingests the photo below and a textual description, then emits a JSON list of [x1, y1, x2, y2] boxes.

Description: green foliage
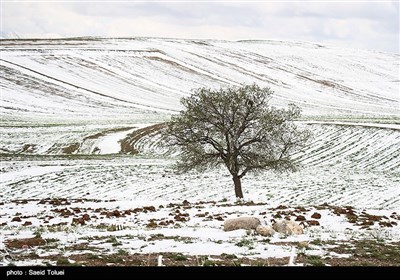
[[201, 256, 216, 266], [164, 83, 311, 198], [310, 238, 322, 245], [105, 236, 122, 246], [306, 255, 325, 266], [172, 253, 188, 261], [116, 249, 129, 256], [56, 258, 71, 265], [355, 240, 400, 261], [235, 237, 255, 250], [33, 228, 44, 238], [45, 238, 59, 243], [105, 256, 124, 263], [87, 253, 100, 259]]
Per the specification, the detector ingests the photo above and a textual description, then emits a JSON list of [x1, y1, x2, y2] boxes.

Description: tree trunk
[[233, 175, 244, 198]]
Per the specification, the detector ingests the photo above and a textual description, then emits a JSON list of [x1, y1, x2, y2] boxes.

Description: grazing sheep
[[273, 220, 303, 235], [223, 217, 261, 231], [255, 225, 275, 237]]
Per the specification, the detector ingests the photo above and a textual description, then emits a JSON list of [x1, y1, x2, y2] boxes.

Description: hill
[[1, 37, 398, 123]]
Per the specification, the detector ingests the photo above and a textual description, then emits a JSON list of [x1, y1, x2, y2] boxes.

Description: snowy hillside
[[1, 37, 399, 123], [1, 38, 400, 266]]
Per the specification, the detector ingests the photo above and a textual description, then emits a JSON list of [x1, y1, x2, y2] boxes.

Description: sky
[[1, 0, 399, 54]]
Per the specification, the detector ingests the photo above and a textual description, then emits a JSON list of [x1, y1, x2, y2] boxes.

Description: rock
[[333, 207, 347, 215], [112, 210, 121, 217], [182, 200, 190, 206], [273, 220, 303, 235], [311, 212, 321, 219], [71, 207, 81, 213], [379, 221, 392, 227], [366, 215, 381, 222], [174, 215, 189, 222], [295, 215, 306, 221], [146, 221, 158, 228], [23, 221, 32, 226], [143, 206, 156, 212], [307, 220, 320, 226], [255, 225, 275, 237], [390, 214, 400, 220], [359, 220, 373, 226], [223, 217, 261, 231], [11, 217, 21, 222], [72, 217, 85, 225]]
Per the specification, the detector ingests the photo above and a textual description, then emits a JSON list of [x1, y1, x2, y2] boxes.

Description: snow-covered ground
[[1, 156, 399, 209], [0, 37, 399, 266], [1, 38, 399, 122]]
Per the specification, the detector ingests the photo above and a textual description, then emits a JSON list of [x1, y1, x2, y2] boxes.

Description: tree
[[164, 84, 311, 199]]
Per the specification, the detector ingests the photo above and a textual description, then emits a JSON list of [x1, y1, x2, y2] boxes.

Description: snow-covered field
[[1, 37, 399, 121], [0, 38, 399, 266]]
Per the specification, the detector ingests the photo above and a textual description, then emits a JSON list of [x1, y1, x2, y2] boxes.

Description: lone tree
[[164, 84, 311, 198]]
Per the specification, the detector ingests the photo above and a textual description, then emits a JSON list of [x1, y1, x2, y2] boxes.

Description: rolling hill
[[1, 37, 399, 158], [1, 37, 399, 266], [1, 37, 398, 122]]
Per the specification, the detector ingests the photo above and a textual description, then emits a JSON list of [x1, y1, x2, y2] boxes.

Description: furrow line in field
[[305, 129, 371, 166], [359, 142, 400, 170], [344, 130, 392, 166], [297, 127, 355, 164]]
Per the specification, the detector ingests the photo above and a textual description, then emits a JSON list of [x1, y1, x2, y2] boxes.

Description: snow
[[0, 157, 398, 209], [0, 37, 399, 266], [0, 193, 398, 266], [0, 166, 68, 184], [1, 38, 398, 122], [302, 121, 400, 131], [96, 128, 136, 154], [328, 252, 351, 258]]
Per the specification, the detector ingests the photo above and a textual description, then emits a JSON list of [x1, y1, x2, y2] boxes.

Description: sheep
[[223, 217, 261, 231]]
